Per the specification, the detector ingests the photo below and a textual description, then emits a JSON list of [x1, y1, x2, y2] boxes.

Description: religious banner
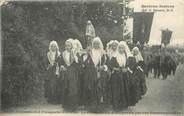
[[161, 29, 173, 46], [133, 12, 154, 44]]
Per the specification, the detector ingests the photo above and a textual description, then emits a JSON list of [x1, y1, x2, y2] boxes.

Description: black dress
[[137, 61, 147, 96], [77, 53, 86, 106], [82, 53, 107, 106], [108, 57, 129, 109], [58, 52, 80, 108], [126, 56, 138, 106], [45, 52, 60, 104], [105, 54, 113, 105]]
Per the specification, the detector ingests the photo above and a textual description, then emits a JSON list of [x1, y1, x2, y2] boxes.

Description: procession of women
[[45, 33, 147, 112]]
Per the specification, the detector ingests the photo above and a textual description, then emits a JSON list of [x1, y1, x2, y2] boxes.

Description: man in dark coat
[[153, 51, 161, 79]]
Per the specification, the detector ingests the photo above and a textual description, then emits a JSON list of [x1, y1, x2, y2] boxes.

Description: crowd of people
[[45, 36, 147, 111], [142, 45, 181, 80]]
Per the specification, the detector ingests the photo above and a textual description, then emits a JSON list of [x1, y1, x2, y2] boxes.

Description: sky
[[127, 0, 184, 45]]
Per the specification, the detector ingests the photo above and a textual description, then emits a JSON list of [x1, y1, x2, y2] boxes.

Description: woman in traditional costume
[[107, 41, 131, 110], [58, 39, 80, 109], [72, 39, 85, 106], [83, 37, 108, 108], [132, 47, 147, 96], [46, 41, 61, 104], [125, 46, 144, 106], [105, 40, 119, 105]]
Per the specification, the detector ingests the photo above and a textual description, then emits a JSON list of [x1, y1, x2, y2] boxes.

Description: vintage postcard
[[0, 0, 184, 115]]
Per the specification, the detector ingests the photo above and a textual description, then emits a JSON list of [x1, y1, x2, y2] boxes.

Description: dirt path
[[5, 65, 184, 113], [128, 64, 184, 113]]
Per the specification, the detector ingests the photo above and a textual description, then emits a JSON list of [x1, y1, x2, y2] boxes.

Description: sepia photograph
[[0, 0, 184, 115]]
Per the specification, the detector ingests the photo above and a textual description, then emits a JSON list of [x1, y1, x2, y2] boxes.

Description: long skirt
[[110, 71, 129, 109], [128, 71, 141, 106], [139, 71, 147, 96], [46, 67, 58, 103], [78, 65, 85, 106], [83, 66, 98, 106], [56, 77, 64, 104], [96, 71, 109, 104], [62, 65, 79, 108], [44, 67, 57, 103]]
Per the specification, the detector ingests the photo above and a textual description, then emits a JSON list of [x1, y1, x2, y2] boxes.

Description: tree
[[1, 1, 133, 109]]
